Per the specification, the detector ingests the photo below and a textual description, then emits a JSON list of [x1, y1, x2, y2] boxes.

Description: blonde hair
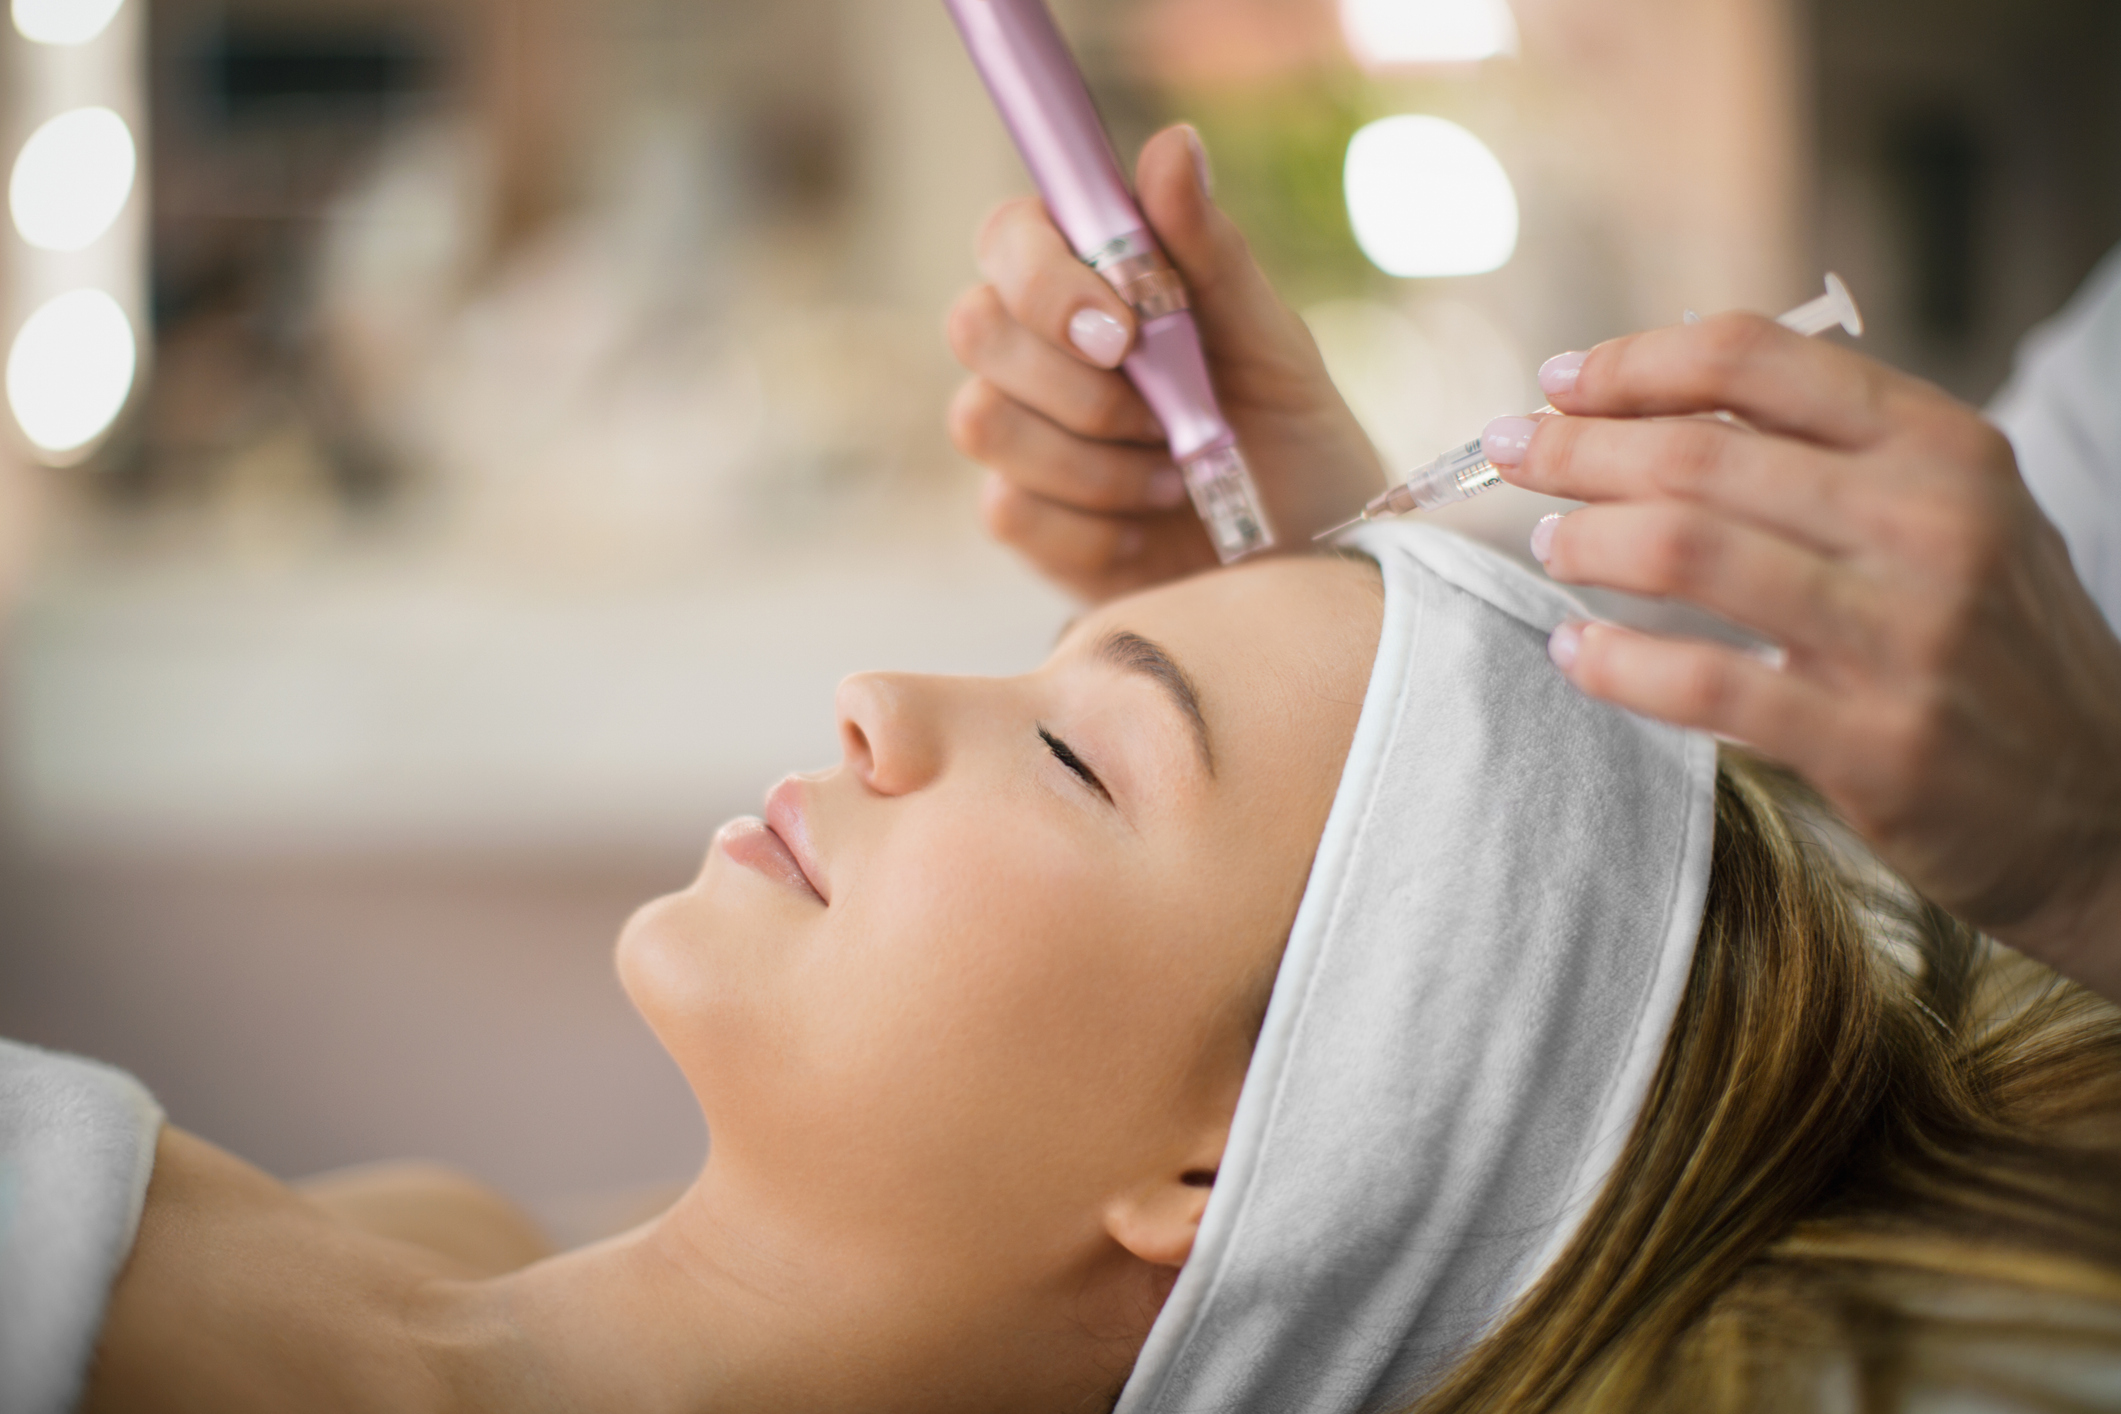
[[1413, 751, 2121, 1413]]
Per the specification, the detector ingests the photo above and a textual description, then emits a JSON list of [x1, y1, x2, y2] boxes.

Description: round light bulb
[[10, 107, 138, 252], [1340, 0, 1518, 67], [7, 288, 138, 455], [11, 0, 126, 45], [1344, 116, 1520, 278]]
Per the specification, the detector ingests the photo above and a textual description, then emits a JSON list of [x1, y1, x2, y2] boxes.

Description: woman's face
[[619, 554, 1380, 1326]]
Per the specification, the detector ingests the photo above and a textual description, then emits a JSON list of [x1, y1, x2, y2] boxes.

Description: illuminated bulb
[[10, 107, 137, 252], [7, 288, 137, 454], [1340, 0, 1517, 66], [11, 0, 125, 44], [1344, 116, 1519, 278]]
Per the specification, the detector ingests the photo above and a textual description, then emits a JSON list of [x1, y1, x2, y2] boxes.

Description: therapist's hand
[[1494, 318, 2121, 1002], [946, 124, 1385, 602]]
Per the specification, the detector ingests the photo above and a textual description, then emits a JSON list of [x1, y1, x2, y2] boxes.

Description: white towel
[[1118, 522, 1717, 1414], [0, 1039, 162, 1414]]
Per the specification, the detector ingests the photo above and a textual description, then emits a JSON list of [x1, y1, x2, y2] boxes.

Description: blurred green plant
[[1171, 76, 1387, 307]]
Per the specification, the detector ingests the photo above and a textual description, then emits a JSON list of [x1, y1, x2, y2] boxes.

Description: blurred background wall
[[2, 0, 2115, 1235]]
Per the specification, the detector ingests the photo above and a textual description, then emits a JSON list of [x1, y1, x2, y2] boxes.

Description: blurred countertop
[[2, 531, 1073, 857]]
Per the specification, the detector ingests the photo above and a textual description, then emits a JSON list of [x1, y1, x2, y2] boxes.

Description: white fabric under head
[[1118, 522, 1716, 1414], [0, 1039, 163, 1414]]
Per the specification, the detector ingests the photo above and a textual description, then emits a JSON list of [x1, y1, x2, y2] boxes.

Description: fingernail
[[1114, 523, 1147, 561], [1069, 307, 1130, 368], [1548, 622, 1583, 674], [1182, 124, 1215, 198], [1148, 466, 1188, 508], [1530, 512, 1563, 564], [1539, 351, 1588, 397], [1482, 415, 1540, 466]]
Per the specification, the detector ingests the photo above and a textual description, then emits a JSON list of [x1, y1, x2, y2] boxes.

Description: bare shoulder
[[83, 1128, 506, 1414]]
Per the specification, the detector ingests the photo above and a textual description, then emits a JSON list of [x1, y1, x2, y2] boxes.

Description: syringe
[[1314, 274, 1864, 539]]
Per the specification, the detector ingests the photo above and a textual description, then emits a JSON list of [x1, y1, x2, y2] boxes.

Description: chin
[[616, 889, 714, 1040], [615, 879, 780, 1107]]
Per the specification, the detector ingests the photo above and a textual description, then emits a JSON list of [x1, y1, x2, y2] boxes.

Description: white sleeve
[[1989, 244, 2121, 635], [0, 1039, 163, 1414]]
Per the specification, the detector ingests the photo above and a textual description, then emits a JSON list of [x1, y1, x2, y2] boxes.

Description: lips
[[765, 777, 829, 902], [715, 776, 829, 905]]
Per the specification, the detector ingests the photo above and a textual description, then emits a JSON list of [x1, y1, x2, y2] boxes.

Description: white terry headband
[[1118, 522, 1718, 1414]]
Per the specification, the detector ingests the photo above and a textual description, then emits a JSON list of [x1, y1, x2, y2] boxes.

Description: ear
[[1103, 1160, 1222, 1270]]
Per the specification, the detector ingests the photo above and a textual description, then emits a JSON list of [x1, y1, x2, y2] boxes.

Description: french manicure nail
[[1548, 622, 1583, 673], [1530, 513, 1563, 564], [1069, 307, 1130, 368], [1483, 415, 1540, 466], [1182, 123, 1215, 198], [1148, 466, 1188, 508], [1538, 351, 1588, 397]]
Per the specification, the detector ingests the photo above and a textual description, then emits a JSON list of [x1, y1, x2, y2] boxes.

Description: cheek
[[752, 798, 1193, 1205]]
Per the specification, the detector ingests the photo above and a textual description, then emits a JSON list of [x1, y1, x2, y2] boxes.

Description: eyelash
[[1039, 727, 1111, 802]]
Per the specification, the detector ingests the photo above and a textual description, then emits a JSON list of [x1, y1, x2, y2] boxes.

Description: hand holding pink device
[[941, 0, 1274, 563]]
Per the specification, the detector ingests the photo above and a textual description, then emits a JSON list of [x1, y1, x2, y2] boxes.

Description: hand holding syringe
[[1315, 274, 1865, 539]]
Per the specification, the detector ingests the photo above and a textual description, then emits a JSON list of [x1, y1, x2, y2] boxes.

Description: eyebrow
[[1096, 630, 1216, 777]]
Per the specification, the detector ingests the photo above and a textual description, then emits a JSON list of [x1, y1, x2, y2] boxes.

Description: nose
[[836, 672, 946, 796]]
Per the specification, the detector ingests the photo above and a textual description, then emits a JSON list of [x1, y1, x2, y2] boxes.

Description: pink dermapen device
[[941, 0, 1274, 562]]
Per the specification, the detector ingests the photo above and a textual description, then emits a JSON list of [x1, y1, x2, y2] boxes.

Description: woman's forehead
[[1075, 556, 1380, 688], [1063, 556, 1381, 778]]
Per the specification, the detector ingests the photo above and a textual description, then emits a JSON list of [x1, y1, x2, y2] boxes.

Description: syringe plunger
[[1775, 272, 1864, 338]]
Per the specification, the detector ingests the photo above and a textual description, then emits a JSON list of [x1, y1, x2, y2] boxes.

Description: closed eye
[[1039, 727, 1111, 803]]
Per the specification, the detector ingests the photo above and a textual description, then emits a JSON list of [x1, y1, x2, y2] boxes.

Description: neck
[[438, 1173, 1145, 1414]]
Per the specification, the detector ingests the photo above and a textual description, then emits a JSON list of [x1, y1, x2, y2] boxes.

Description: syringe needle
[[1312, 513, 1366, 543]]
